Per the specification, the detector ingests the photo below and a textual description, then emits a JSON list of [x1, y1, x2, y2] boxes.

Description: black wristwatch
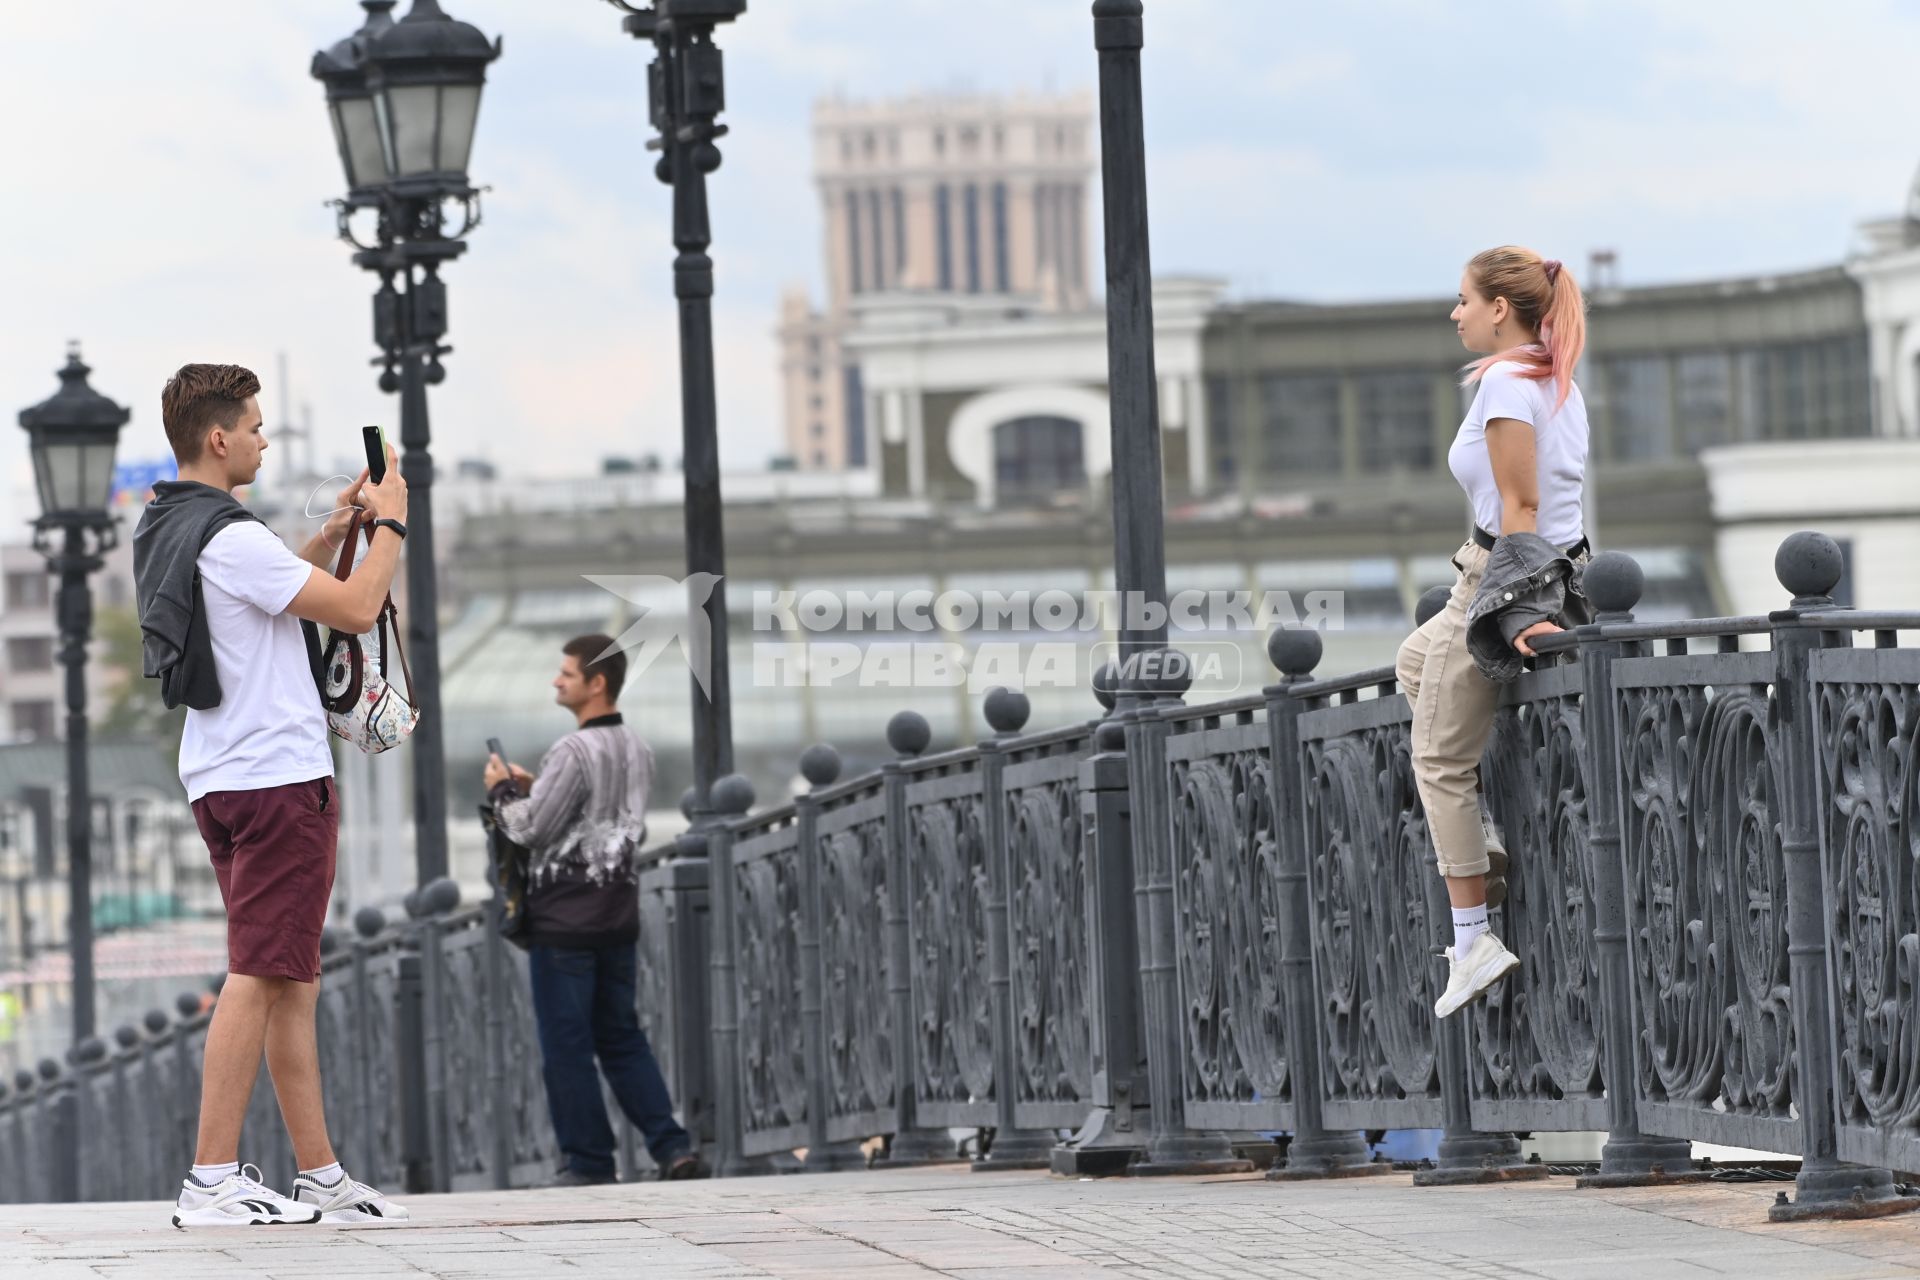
[[372, 518, 408, 541]]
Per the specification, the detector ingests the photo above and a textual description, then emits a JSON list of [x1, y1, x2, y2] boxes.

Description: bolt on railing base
[[804, 1140, 869, 1172], [872, 1129, 965, 1167], [1267, 1134, 1394, 1182], [973, 1127, 1057, 1172], [1131, 1132, 1254, 1178], [1049, 1106, 1148, 1177], [1412, 1134, 1548, 1187], [1768, 1165, 1920, 1222], [1575, 1136, 1707, 1189]]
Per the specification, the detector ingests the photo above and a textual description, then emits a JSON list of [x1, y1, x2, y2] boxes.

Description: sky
[[4, 0, 1919, 512]]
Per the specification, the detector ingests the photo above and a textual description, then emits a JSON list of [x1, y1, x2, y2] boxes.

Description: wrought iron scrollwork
[[1620, 681, 1793, 1128], [636, 887, 676, 1098], [907, 791, 995, 1115], [1818, 675, 1920, 1154], [1304, 723, 1438, 1109], [820, 810, 895, 1124], [1008, 774, 1091, 1108], [1473, 694, 1603, 1105], [1170, 746, 1289, 1109], [736, 838, 809, 1140]]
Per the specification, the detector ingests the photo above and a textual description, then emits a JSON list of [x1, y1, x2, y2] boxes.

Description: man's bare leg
[[264, 976, 336, 1171], [193, 974, 288, 1164]]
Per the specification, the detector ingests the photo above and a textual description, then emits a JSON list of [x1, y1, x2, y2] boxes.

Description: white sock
[[300, 1161, 344, 1185], [190, 1161, 239, 1186], [1451, 904, 1490, 959]]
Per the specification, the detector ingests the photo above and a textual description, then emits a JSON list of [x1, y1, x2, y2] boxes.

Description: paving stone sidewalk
[[4, 1165, 1920, 1279]]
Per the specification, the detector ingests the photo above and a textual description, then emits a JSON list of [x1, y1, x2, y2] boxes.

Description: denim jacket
[[1464, 532, 1593, 682]]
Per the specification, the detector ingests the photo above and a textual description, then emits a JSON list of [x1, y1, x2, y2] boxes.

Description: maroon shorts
[[191, 776, 339, 982]]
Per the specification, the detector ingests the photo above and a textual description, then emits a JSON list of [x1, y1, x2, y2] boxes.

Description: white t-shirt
[[178, 522, 334, 802], [1447, 360, 1589, 550]]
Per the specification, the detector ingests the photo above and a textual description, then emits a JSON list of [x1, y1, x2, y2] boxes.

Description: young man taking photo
[[133, 363, 411, 1226], [483, 636, 707, 1184]]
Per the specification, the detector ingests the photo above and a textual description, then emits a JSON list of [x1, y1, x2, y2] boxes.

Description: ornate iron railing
[[6, 532, 1918, 1222]]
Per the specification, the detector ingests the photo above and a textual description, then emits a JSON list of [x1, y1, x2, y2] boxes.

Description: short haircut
[[563, 634, 627, 704], [160, 364, 261, 464]]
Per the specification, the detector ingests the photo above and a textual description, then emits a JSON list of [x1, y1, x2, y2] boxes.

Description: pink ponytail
[[1460, 246, 1587, 412]]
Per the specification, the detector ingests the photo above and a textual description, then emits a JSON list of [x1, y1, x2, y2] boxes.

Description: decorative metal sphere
[[176, 992, 204, 1018], [355, 905, 388, 938], [403, 887, 424, 918], [14, 1070, 35, 1093], [1582, 552, 1645, 616], [319, 927, 341, 957], [712, 773, 757, 815], [1413, 586, 1451, 627], [379, 368, 401, 394], [144, 1009, 170, 1035], [799, 744, 842, 788], [37, 1057, 62, 1081], [1774, 530, 1844, 600], [983, 687, 1031, 736], [420, 877, 461, 915], [679, 785, 698, 819], [72, 1037, 108, 1064], [114, 1025, 140, 1049], [1092, 662, 1120, 712], [1266, 627, 1324, 678], [887, 710, 931, 757]]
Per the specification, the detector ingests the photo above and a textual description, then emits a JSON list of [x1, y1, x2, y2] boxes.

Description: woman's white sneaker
[[292, 1170, 411, 1224], [1434, 932, 1520, 1018], [171, 1164, 321, 1227]]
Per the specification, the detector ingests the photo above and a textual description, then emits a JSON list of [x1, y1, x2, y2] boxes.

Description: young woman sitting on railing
[[1395, 246, 1592, 1019]]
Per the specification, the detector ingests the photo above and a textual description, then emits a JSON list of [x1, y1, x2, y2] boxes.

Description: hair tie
[[1543, 258, 1563, 284]]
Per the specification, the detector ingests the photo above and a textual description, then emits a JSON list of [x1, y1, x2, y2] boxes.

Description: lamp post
[[17, 345, 129, 1047], [607, 0, 744, 834], [313, 0, 501, 886]]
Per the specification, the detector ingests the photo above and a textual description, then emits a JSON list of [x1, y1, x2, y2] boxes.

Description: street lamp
[[17, 344, 129, 1046], [604, 0, 745, 834], [313, 0, 501, 887]]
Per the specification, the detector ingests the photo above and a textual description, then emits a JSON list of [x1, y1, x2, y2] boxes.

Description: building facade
[[778, 91, 1097, 471]]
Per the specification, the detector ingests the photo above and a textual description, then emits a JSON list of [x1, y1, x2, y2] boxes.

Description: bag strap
[[378, 597, 416, 701], [332, 513, 362, 582]]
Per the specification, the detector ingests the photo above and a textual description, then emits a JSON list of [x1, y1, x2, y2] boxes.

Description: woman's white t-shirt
[[1446, 360, 1589, 550], [178, 522, 334, 802]]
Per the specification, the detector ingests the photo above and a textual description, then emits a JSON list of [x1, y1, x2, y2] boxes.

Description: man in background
[[484, 635, 707, 1184]]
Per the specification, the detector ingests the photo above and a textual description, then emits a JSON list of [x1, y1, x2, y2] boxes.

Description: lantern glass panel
[[331, 96, 388, 188]]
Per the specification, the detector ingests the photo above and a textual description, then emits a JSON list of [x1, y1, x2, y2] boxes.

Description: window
[[891, 188, 906, 276], [846, 192, 863, 294], [11, 701, 55, 742], [993, 416, 1085, 503], [1206, 374, 1237, 487], [1674, 353, 1733, 454], [809, 394, 823, 411], [935, 185, 953, 291], [1601, 355, 1671, 462], [1259, 375, 1342, 476], [810, 423, 825, 440], [5, 571, 49, 611], [1734, 335, 1871, 442], [992, 182, 1010, 293], [6, 637, 52, 673], [844, 365, 867, 468], [1354, 371, 1435, 472], [964, 184, 981, 293], [812, 451, 827, 468], [868, 189, 886, 290]]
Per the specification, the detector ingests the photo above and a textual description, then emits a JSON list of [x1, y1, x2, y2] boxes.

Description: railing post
[[704, 773, 759, 1177], [396, 901, 431, 1192], [799, 745, 866, 1171], [1127, 662, 1251, 1176], [975, 693, 1056, 1169], [1569, 554, 1703, 1188], [877, 715, 957, 1165], [1264, 630, 1388, 1180], [44, 1059, 78, 1202], [1767, 531, 1920, 1220], [1053, 683, 1152, 1174]]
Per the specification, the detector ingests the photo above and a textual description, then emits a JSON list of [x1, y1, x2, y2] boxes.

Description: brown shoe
[[663, 1153, 709, 1181]]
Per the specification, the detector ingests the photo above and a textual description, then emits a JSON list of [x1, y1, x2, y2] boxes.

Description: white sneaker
[[1434, 932, 1520, 1018], [172, 1164, 321, 1227], [292, 1170, 411, 1224]]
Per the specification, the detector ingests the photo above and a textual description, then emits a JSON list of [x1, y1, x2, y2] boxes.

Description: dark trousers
[[528, 942, 690, 1177]]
